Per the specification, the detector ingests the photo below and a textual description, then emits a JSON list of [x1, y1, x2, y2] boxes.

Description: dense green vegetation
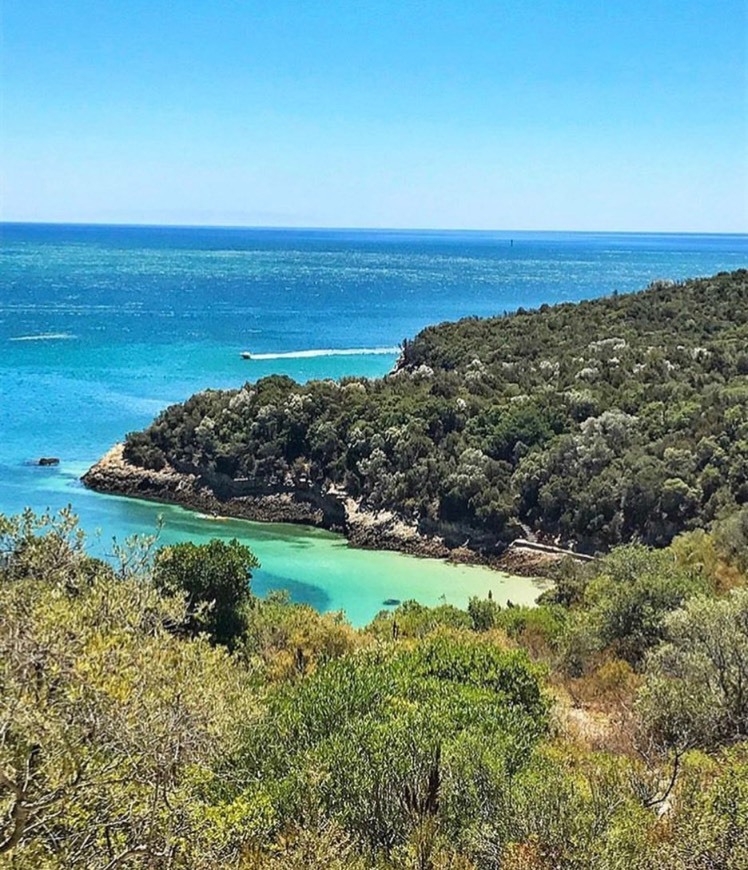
[[125, 270, 748, 554], [2, 506, 748, 867], [153, 538, 259, 647]]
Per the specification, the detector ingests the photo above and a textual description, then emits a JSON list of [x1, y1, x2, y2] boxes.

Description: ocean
[[1, 223, 746, 623]]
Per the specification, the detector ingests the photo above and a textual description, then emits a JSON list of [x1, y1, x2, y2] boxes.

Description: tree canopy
[[153, 537, 259, 647]]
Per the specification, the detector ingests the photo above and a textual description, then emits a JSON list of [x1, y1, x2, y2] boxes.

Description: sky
[[1, 0, 747, 232]]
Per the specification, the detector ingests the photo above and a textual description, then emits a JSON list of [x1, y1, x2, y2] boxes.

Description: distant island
[[84, 269, 748, 567]]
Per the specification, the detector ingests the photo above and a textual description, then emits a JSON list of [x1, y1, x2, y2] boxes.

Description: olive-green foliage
[[153, 537, 259, 647], [236, 631, 548, 855], [124, 271, 748, 554], [712, 505, 748, 574], [660, 746, 748, 869], [494, 603, 567, 647], [241, 589, 359, 679], [562, 543, 709, 670], [0, 511, 256, 868], [540, 557, 597, 607], [368, 598, 472, 639], [457, 745, 748, 870], [0, 505, 113, 589], [640, 589, 748, 749], [3, 510, 748, 868], [467, 594, 503, 631]]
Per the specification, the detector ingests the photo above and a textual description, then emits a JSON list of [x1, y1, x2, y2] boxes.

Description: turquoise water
[[1, 224, 746, 622]]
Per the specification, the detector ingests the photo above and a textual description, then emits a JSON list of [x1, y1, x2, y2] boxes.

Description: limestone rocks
[[82, 445, 463, 563]]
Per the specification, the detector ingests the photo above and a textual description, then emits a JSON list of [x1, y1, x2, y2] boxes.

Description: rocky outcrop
[[497, 543, 574, 577], [343, 496, 451, 559], [37, 457, 60, 466], [83, 445, 578, 577], [82, 445, 342, 527], [82, 445, 453, 560]]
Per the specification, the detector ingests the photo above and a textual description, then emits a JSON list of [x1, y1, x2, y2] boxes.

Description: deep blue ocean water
[[1, 223, 746, 622]]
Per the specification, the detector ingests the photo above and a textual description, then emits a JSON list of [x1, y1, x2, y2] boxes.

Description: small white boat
[[240, 351, 252, 359]]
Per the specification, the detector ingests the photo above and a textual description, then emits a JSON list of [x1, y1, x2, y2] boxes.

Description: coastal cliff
[[83, 444, 467, 562], [83, 444, 337, 527], [83, 447, 566, 573]]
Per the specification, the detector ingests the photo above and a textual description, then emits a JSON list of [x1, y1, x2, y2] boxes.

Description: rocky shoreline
[[82, 445, 566, 577]]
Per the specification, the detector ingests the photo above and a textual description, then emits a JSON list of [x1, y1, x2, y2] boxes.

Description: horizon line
[[2, 219, 747, 237]]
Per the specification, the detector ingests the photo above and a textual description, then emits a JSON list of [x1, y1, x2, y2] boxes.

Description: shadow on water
[[252, 571, 332, 611]]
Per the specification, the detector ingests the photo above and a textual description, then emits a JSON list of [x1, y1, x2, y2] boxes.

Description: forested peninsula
[[85, 270, 748, 563]]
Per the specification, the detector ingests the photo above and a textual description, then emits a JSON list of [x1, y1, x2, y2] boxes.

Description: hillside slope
[[88, 270, 748, 556]]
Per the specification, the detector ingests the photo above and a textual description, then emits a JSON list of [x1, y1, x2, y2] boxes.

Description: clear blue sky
[[2, 0, 746, 231]]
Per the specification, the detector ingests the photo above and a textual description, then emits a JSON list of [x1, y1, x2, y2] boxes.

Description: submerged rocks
[[37, 457, 60, 466]]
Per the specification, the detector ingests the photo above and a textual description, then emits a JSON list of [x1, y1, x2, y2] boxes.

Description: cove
[[6, 460, 548, 626]]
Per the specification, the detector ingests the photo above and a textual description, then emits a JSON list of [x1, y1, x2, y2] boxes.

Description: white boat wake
[[10, 332, 77, 342], [247, 346, 400, 360]]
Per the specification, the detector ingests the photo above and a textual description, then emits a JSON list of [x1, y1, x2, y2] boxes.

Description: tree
[[153, 538, 259, 648], [712, 506, 748, 574], [640, 590, 748, 749], [468, 595, 502, 632], [0, 513, 257, 867], [564, 544, 707, 669]]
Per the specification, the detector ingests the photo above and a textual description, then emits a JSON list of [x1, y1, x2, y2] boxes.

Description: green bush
[[153, 538, 259, 648]]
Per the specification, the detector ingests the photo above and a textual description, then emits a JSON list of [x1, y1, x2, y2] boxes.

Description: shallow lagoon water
[[6, 460, 547, 625], [2, 224, 746, 623]]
